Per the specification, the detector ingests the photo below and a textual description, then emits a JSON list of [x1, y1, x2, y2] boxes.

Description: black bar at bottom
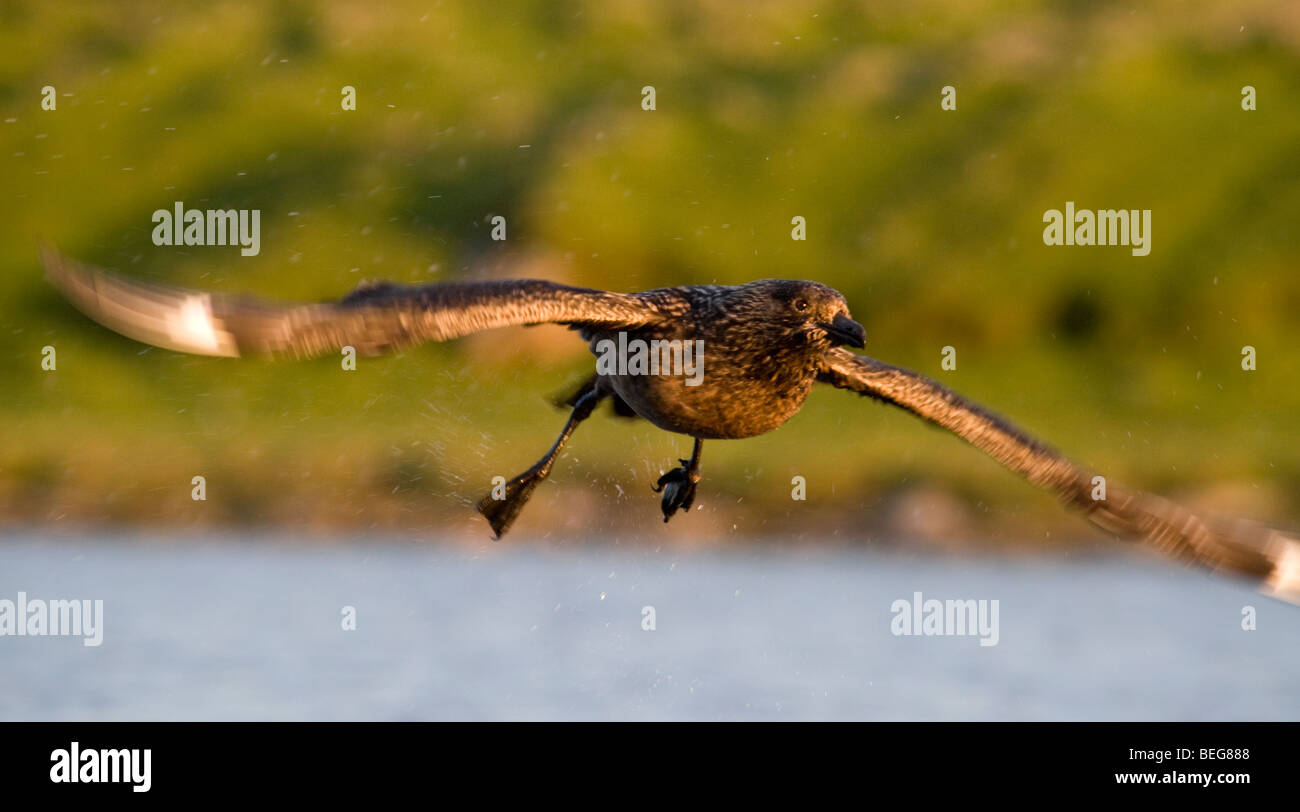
[[0, 722, 1287, 799]]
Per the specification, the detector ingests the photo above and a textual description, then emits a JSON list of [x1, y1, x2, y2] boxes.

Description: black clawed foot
[[652, 458, 700, 522], [476, 466, 545, 540]]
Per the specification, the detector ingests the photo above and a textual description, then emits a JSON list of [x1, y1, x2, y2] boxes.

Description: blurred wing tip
[[1262, 536, 1300, 605], [41, 248, 241, 358], [39, 242, 72, 282], [166, 293, 240, 356]]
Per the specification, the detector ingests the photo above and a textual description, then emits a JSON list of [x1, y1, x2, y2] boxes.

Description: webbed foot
[[477, 465, 546, 539], [653, 456, 701, 522]]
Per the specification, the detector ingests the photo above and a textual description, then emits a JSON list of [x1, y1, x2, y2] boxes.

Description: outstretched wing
[[818, 347, 1300, 604], [42, 247, 658, 359]]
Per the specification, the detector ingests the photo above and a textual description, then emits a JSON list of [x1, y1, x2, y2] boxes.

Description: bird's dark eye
[[793, 298, 809, 312]]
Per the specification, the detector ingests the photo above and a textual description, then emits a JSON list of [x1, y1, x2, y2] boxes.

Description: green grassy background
[[2, 0, 1298, 543]]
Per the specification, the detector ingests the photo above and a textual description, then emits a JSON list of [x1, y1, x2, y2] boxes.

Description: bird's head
[[740, 279, 865, 350]]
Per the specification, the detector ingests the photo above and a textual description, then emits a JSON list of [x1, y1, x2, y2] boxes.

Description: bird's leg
[[653, 437, 703, 522], [476, 388, 603, 539]]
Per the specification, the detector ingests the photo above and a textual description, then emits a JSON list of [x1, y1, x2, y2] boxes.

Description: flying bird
[[41, 247, 1300, 605]]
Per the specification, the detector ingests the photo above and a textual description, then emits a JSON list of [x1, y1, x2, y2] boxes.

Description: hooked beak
[[819, 313, 866, 348]]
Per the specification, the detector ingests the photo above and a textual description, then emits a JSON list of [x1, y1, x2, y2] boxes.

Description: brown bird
[[41, 247, 1300, 605]]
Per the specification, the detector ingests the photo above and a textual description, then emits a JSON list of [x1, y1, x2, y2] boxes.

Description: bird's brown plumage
[[41, 247, 1300, 604]]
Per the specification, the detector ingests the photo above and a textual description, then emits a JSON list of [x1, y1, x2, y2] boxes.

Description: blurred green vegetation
[[2, 0, 1298, 542]]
